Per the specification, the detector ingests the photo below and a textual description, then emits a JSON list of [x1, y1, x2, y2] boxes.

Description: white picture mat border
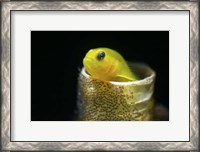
[[1, 1, 198, 151], [11, 11, 189, 141]]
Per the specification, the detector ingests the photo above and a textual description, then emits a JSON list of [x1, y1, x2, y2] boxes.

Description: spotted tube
[[78, 62, 156, 121]]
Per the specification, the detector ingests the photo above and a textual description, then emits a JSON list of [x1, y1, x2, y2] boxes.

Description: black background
[[31, 31, 169, 121]]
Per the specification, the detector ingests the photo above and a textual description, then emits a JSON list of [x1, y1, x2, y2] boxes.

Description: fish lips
[[83, 57, 95, 75]]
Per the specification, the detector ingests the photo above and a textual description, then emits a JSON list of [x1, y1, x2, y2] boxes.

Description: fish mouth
[[83, 57, 94, 74]]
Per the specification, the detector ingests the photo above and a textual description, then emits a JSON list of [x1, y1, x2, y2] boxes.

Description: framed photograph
[[1, 1, 199, 151]]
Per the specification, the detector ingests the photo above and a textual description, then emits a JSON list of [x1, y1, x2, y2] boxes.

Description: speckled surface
[[78, 63, 155, 121]]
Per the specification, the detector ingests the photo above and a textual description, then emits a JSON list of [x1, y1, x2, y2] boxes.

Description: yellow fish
[[83, 47, 138, 82]]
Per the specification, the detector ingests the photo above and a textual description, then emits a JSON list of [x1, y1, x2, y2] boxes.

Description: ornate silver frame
[[1, 1, 199, 151]]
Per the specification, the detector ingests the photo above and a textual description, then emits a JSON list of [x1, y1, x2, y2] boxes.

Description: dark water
[[31, 31, 169, 121]]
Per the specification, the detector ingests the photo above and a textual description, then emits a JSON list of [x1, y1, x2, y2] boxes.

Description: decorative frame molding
[[1, 1, 199, 151]]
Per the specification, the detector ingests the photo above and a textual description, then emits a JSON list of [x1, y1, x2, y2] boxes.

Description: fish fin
[[113, 75, 136, 82]]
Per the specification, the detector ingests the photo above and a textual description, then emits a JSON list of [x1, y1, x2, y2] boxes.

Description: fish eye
[[97, 52, 105, 60]]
